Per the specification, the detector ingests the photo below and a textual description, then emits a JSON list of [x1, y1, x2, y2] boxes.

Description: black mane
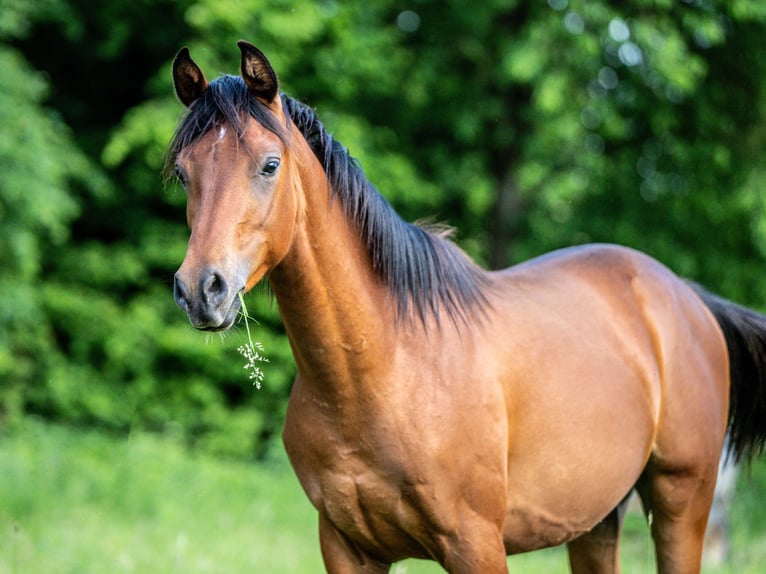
[[165, 75, 491, 326]]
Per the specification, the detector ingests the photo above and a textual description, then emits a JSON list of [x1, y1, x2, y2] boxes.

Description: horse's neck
[[268, 150, 396, 394]]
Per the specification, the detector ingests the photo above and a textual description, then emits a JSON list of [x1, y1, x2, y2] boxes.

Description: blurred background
[[2, 0, 766, 571]]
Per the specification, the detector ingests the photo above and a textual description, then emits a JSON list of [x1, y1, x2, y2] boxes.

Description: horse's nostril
[[174, 273, 191, 312], [200, 270, 228, 305]]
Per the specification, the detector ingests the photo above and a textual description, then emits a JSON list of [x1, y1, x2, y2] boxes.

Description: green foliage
[[0, 48, 80, 278], [0, 31, 109, 425], [2, 0, 766, 459]]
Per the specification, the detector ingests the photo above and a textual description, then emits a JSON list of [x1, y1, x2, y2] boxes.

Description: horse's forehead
[[181, 119, 284, 163], [240, 118, 286, 151]]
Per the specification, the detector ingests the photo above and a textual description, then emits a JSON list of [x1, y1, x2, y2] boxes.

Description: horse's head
[[168, 42, 299, 331]]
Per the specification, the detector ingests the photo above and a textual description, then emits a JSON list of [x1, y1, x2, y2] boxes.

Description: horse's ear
[[172, 47, 208, 107], [238, 40, 279, 106]]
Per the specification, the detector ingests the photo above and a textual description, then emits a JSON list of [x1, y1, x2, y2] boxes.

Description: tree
[[0, 0, 108, 422]]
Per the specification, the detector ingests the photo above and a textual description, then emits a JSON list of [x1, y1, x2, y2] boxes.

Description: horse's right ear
[[172, 47, 208, 107], [238, 40, 279, 106]]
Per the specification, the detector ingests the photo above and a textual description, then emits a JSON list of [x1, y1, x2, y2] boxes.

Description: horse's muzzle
[[174, 268, 241, 331]]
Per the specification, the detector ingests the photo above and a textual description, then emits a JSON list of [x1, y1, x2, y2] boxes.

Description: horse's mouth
[[189, 291, 242, 332]]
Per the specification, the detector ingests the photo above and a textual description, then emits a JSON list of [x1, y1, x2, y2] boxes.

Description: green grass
[[1, 420, 765, 573], [0, 420, 322, 573]]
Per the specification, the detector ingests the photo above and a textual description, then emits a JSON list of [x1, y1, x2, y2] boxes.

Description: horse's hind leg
[[566, 497, 630, 574], [703, 452, 738, 567], [636, 457, 719, 574]]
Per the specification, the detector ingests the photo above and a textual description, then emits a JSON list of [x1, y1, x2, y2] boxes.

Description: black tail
[[691, 284, 766, 463]]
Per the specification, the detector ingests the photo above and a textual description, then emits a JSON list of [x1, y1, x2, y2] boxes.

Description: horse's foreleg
[[566, 498, 630, 574], [318, 514, 390, 574]]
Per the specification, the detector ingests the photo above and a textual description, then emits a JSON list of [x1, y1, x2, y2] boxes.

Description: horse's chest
[[283, 401, 432, 557], [302, 445, 430, 559], [321, 464, 398, 537]]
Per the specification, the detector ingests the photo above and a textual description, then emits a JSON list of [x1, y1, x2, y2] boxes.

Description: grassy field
[[1, 420, 765, 573]]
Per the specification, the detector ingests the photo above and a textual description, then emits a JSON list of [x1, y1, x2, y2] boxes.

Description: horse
[[166, 41, 766, 573]]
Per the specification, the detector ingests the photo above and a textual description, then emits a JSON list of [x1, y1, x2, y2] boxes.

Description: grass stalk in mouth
[[237, 291, 268, 389]]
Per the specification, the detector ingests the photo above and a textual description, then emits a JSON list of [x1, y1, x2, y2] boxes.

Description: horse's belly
[[503, 503, 591, 553], [502, 414, 652, 553], [502, 446, 644, 554], [501, 371, 656, 553]]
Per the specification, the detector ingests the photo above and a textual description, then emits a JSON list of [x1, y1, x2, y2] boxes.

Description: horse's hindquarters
[[490, 245, 728, 555]]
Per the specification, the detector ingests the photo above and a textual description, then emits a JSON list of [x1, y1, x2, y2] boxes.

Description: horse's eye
[[261, 158, 280, 177], [174, 165, 187, 186]]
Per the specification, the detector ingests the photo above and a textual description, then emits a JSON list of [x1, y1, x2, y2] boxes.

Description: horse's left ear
[[238, 40, 279, 106]]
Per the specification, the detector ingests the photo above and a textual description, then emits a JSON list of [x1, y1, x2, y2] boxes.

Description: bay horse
[[167, 41, 766, 573]]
